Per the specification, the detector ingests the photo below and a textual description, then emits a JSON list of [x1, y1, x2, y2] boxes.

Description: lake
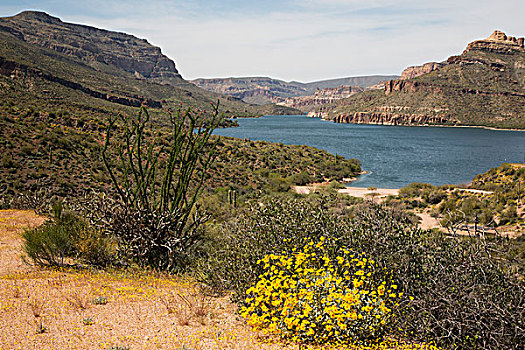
[[213, 115, 525, 188]]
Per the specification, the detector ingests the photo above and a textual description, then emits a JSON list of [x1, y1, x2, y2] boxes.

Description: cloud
[[0, 0, 523, 81]]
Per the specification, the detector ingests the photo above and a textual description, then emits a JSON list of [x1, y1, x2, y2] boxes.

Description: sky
[[1, 0, 524, 82]]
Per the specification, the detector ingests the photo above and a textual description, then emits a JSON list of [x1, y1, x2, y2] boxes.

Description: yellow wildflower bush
[[240, 237, 401, 346]]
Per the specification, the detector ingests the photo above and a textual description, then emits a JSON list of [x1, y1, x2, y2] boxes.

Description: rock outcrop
[[0, 11, 182, 83], [465, 30, 524, 54], [400, 62, 445, 80], [279, 86, 363, 112], [313, 31, 525, 129], [333, 112, 452, 126]]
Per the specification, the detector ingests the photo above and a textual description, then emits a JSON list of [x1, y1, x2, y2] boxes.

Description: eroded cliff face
[[465, 30, 524, 54], [0, 11, 182, 83], [322, 30, 525, 128], [333, 112, 452, 126], [400, 62, 445, 80], [279, 86, 363, 112]]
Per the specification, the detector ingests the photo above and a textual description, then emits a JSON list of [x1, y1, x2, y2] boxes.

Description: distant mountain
[[310, 31, 525, 129], [191, 75, 398, 105], [278, 86, 365, 113], [0, 11, 297, 119]]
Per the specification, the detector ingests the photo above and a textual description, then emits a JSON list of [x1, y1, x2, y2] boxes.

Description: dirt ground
[[0, 210, 294, 350], [0, 210, 443, 350], [293, 184, 399, 202]]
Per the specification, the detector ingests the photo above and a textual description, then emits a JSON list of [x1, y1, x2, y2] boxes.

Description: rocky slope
[[0, 11, 182, 84], [313, 31, 525, 129], [0, 11, 297, 120], [192, 75, 398, 105], [400, 62, 445, 80], [279, 85, 363, 112]]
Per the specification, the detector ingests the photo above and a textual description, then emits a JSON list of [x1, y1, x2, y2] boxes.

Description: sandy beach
[[293, 183, 399, 200], [337, 186, 399, 199]]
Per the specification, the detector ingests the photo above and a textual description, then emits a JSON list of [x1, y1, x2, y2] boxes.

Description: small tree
[[102, 103, 221, 270]]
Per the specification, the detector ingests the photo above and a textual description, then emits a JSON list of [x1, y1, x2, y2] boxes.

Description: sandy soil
[[0, 210, 46, 276], [337, 187, 399, 201], [293, 184, 399, 203], [0, 210, 434, 350], [415, 211, 441, 231], [0, 210, 290, 350]]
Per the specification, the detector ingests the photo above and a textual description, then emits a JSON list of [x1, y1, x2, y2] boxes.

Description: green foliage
[[109, 346, 130, 350], [208, 137, 361, 193], [22, 200, 115, 267], [22, 217, 76, 267], [399, 165, 524, 230], [101, 105, 220, 271], [92, 296, 108, 305], [240, 238, 400, 345], [204, 196, 347, 300], [207, 195, 524, 349]]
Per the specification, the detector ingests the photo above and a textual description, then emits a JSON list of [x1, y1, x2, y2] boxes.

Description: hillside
[[0, 11, 298, 122], [278, 85, 364, 113], [311, 31, 525, 129], [395, 163, 524, 238], [0, 11, 362, 203], [191, 75, 398, 105]]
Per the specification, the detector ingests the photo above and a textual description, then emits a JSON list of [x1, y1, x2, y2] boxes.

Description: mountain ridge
[[0, 11, 298, 119], [310, 30, 525, 129], [191, 75, 399, 105]]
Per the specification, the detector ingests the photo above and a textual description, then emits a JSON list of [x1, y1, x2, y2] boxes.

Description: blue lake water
[[214, 115, 525, 188]]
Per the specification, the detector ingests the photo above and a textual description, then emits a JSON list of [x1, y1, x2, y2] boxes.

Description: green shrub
[[22, 218, 76, 266], [101, 105, 220, 271], [240, 237, 400, 345], [22, 200, 116, 267], [205, 196, 347, 301], [207, 196, 524, 349]]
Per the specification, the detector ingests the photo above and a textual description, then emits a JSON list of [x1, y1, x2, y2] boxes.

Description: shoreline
[[325, 118, 525, 132], [228, 114, 525, 132]]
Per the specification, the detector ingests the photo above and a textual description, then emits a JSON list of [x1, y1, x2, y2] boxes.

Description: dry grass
[[0, 210, 438, 350], [0, 210, 296, 349]]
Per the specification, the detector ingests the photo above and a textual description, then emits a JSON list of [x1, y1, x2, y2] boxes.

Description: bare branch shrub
[[101, 104, 221, 271]]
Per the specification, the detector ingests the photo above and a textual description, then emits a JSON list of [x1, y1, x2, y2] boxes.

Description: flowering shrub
[[240, 237, 401, 346]]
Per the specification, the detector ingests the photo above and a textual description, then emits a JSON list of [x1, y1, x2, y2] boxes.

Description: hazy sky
[[1, 0, 523, 82]]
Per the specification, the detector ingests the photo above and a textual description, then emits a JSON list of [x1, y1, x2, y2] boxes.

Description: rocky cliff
[[0, 11, 182, 84], [0, 11, 299, 125], [465, 30, 524, 54], [192, 75, 398, 105], [400, 62, 445, 80], [313, 31, 525, 129], [279, 85, 363, 112]]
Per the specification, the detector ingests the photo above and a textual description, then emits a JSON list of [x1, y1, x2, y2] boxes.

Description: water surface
[[214, 115, 525, 188]]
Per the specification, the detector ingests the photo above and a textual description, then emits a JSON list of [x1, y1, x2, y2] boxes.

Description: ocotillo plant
[[101, 102, 221, 270]]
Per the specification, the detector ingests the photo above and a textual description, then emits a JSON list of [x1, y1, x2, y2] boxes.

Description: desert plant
[[205, 195, 346, 301], [82, 316, 94, 325], [65, 290, 89, 310], [162, 284, 213, 326], [22, 200, 116, 267], [92, 296, 108, 305], [209, 196, 524, 349], [101, 104, 221, 271], [35, 321, 47, 334], [21, 201, 79, 266], [346, 203, 525, 350], [109, 346, 130, 350], [240, 237, 400, 346], [28, 296, 46, 318]]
